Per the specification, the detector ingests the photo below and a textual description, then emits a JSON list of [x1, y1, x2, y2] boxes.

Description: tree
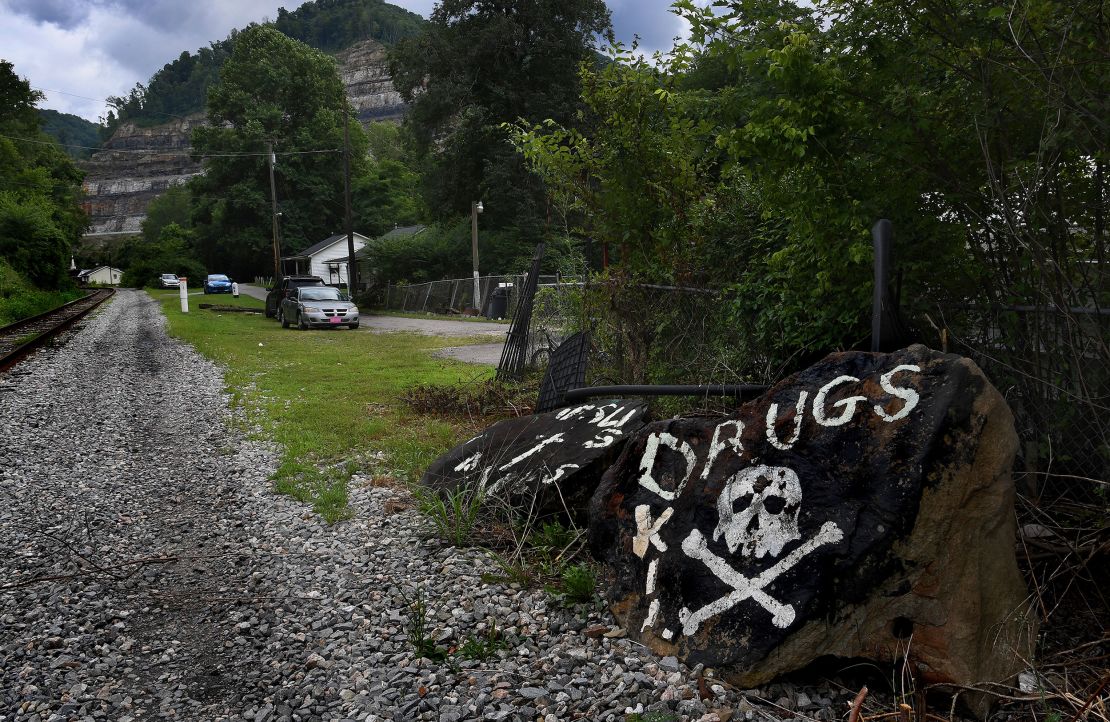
[[188, 25, 369, 279], [0, 60, 86, 288], [141, 184, 192, 243], [389, 0, 613, 234]]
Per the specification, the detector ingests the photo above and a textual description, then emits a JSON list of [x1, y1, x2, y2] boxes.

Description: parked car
[[204, 274, 233, 294], [279, 286, 359, 330], [159, 273, 179, 288], [264, 275, 325, 318]]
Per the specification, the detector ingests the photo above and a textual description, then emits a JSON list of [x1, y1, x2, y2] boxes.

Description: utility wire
[[0, 132, 341, 157], [31, 85, 194, 122]]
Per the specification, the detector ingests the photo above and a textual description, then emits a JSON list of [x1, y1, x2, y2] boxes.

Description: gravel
[[0, 289, 861, 721]]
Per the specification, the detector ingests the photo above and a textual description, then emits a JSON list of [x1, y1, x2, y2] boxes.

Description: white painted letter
[[874, 364, 921, 422], [633, 505, 674, 558], [701, 420, 744, 479], [813, 376, 868, 427], [765, 391, 809, 450], [638, 432, 696, 501]]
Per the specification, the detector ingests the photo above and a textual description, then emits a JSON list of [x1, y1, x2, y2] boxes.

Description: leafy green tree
[[188, 25, 369, 279], [389, 0, 613, 233], [0, 60, 86, 288], [141, 184, 192, 243], [119, 223, 206, 287]]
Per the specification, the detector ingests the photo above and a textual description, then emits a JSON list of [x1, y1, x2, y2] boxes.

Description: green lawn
[[150, 289, 494, 522]]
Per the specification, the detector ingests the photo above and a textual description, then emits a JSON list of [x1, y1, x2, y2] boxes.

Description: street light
[[471, 200, 484, 311]]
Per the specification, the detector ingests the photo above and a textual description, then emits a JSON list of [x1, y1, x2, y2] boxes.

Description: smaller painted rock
[[588, 345, 1035, 715], [422, 400, 648, 519]]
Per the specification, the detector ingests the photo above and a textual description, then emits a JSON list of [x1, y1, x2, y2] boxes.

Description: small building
[[281, 232, 370, 287], [353, 225, 428, 291], [77, 266, 122, 286]]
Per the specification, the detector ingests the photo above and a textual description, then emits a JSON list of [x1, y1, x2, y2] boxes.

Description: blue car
[[204, 274, 233, 294]]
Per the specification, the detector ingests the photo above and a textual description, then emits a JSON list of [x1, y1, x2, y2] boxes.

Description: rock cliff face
[[337, 39, 406, 123], [81, 38, 406, 237], [82, 114, 205, 236]]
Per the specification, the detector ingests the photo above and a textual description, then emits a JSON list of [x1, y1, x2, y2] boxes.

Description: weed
[[415, 484, 486, 547], [401, 377, 538, 419], [401, 589, 449, 662], [483, 549, 535, 586], [457, 622, 508, 662], [560, 563, 597, 604]]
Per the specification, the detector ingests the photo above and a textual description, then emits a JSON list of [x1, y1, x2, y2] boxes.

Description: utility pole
[[343, 106, 357, 293], [267, 141, 282, 282], [471, 200, 483, 311]]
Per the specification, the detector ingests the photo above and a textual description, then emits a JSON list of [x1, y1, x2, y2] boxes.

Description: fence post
[[422, 282, 433, 311], [871, 219, 893, 353]]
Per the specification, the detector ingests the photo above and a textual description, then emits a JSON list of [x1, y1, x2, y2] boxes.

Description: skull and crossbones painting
[[680, 464, 844, 633]]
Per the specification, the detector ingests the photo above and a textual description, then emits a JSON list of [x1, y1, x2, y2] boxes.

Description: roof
[[379, 224, 427, 241], [352, 225, 429, 260], [294, 232, 371, 258], [78, 265, 121, 276]]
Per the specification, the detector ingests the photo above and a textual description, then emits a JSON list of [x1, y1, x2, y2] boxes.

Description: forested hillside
[[36, 109, 101, 159], [100, 0, 423, 134]]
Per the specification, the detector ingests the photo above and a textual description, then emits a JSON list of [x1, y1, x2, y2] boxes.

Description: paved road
[[241, 284, 507, 365]]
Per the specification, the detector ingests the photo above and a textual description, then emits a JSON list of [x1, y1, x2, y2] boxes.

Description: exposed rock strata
[[81, 39, 405, 237], [81, 115, 205, 235]]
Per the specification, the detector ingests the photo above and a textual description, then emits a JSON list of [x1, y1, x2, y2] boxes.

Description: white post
[[179, 278, 189, 313]]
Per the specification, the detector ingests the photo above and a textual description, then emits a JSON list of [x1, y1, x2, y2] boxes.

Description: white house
[[78, 266, 122, 285], [282, 232, 370, 286]]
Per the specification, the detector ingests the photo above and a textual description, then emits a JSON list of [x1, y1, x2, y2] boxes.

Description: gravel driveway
[[0, 290, 844, 721]]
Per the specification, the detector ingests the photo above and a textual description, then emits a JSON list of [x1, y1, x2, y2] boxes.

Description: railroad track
[[0, 289, 115, 372]]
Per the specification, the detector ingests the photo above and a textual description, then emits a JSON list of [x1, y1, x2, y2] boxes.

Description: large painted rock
[[422, 401, 648, 519], [589, 345, 1035, 707]]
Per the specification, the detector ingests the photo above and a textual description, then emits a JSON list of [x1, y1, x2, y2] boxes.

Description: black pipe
[[562, 384, 768, 403], [872, 219, 893, 352]]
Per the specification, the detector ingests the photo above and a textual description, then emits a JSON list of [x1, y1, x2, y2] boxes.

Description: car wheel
[[279, 309, 289, 328], [348, 321, 359, 329], [298, 313, 308, 330]]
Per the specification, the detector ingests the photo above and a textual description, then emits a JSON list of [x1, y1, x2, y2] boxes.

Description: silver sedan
[[278, 286, 360, 330]]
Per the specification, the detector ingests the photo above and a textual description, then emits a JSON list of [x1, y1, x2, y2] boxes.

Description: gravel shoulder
[[0, 289, 852, 721]]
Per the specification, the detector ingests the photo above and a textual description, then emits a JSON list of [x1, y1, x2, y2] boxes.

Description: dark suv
[[265, 275, 326, 318]]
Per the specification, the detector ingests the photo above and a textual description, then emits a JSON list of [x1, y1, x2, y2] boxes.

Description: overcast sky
[[0, 0, 691, 123]]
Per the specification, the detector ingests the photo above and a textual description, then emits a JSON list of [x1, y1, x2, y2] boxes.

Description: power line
[[0, 132, 342, 158], [31, 85, 194, 122]]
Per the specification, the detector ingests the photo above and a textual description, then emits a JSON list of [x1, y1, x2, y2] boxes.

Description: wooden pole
[[343, 106, 357, 293], [267, 141, 282, 281]]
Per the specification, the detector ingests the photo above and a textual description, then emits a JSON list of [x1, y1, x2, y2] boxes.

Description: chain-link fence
[[380, 275, 573, 318], [936, 304, 1109, 505]]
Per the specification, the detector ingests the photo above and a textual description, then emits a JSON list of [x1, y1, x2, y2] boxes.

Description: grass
[[372, 308, 509, 324], [150, 288, 495, 522]]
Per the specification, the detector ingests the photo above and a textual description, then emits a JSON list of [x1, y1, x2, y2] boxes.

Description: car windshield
[[162, 274, 177, 279], [208, 275, 229, 281], [299, 288, 343, 301]]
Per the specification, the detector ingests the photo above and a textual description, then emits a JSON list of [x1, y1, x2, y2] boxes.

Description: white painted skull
[[713, 464, 802, 559]]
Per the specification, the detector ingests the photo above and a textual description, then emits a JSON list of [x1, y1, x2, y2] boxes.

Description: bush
[[0, 258, 81, 326]]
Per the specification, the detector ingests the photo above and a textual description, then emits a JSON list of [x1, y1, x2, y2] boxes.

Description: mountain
[[82, 0, 422, 237], [37, 109, 102, 160]]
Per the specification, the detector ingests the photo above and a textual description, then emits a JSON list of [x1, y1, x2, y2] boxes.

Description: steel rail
[[0, 289, 115, 373]]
